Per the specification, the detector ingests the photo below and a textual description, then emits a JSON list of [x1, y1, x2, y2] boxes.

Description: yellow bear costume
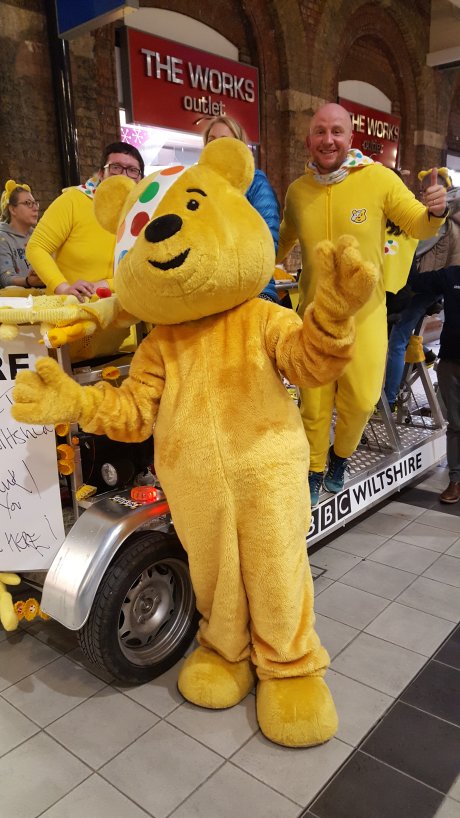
[[12, 139, 377, 747]]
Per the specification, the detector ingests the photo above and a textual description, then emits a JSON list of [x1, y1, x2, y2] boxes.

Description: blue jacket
[[246, 169, 280, 303]]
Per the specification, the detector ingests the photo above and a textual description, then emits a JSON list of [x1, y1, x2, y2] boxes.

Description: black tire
[[78, 531, 199, 684]]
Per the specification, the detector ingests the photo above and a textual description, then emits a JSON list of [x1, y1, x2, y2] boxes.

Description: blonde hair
[[1, 179, 32, 223], [202, 115, 248, 145]]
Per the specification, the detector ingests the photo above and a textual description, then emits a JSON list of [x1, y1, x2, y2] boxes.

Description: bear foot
[[178, 646, 256, 709], [256, 676, 338, 747]]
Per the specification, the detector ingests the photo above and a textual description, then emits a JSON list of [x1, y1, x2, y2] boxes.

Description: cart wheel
[[78, 531, 199, 684]]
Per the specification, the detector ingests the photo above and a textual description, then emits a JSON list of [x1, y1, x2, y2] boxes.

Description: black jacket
[[410, 265, 460, 362]]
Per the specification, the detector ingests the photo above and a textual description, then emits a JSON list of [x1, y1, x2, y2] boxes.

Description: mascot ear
[[94, 176, 135, 234], [199, 138, 254, 193]]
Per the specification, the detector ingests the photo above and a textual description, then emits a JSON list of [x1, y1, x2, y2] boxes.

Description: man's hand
[[55, 280, 97, 302], [12, 358, 84, 425], [423, 167, 447, 217]]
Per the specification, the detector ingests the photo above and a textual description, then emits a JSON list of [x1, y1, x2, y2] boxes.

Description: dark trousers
[[437, 359, 460, 482]]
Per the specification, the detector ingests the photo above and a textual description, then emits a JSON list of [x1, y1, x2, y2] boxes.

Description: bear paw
[[178, 646, 256, 709], [256, 676, 338, 747]]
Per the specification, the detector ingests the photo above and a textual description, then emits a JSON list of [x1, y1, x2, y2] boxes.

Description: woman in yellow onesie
[[277, 103, 448, 504], [26, 142, 144, 302]]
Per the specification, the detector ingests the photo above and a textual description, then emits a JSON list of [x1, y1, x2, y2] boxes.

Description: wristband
[[429, 205, 449, 219]]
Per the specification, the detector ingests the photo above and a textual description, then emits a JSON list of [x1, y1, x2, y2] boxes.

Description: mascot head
[[94, 139, 274, 324]]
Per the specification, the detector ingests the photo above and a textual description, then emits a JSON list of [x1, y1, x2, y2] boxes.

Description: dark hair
[[100, 142, 144, 178]]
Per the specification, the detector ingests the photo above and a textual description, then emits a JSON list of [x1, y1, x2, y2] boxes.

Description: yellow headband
[[0, 179, 32, 213], [417, 167, 452, 188]]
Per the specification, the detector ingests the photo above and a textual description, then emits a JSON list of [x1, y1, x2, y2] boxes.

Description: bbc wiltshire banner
[[308, 435, 445, 545]]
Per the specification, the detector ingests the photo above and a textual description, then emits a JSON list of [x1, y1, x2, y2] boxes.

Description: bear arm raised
[[267, 306, 355, 388], [267, 235, 378, 387]]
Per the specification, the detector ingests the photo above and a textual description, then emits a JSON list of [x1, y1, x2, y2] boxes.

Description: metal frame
[[21, 302, 447, 633], [40, 491, 170, 630]]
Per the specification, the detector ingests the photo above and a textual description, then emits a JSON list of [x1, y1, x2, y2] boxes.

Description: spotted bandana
[[76, 176, 101, 199], [307, 149, 374, 185]]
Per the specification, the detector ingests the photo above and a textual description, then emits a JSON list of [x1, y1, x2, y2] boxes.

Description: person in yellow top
[[26, 142, 144, 302], [277, 103, 448, 504]]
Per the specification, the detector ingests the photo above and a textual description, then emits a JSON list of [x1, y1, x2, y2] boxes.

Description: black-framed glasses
[[104, 162, 141, 180], [17, 200, 39, 209]]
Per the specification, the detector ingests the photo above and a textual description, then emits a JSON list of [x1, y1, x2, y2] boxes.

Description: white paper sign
[[0, 327, 65, 570]]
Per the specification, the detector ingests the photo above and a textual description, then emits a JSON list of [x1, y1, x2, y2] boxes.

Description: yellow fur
[[0, 573, 20, 632], [12, 139, 377, 746], [178, 647, 256, 708]]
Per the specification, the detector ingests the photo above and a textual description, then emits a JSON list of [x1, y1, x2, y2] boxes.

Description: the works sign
[[339, 98, 401, 168], [120, 28, 260, 143], [308, 440, 443, 545]]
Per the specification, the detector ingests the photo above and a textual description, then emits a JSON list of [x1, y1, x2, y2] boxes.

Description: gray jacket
[[0, 221, 33, 287], [416, 187, 460, 272]]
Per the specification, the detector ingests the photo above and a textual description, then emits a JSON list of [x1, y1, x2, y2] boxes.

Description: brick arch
[[139, 0, 308, 195], [309, 0, 433, 180], [447, 70, 460, 157]]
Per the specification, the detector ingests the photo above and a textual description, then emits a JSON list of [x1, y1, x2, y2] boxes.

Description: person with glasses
[[26, 142, 144, 303], [0, 180, 44, 289]]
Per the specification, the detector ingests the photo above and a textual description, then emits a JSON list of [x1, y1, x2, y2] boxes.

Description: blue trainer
[[324, 447, 348, 493], [308, 470, 323, 507]]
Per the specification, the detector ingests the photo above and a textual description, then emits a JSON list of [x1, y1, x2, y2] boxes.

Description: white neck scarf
[[307, 149, 374, 185]]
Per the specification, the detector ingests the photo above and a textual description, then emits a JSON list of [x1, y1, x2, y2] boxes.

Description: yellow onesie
[[278, 164, 445, 470]]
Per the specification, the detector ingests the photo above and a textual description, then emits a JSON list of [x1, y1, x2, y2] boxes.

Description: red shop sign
[[338, 98, 401, 168], [121, 28, 260, 143]]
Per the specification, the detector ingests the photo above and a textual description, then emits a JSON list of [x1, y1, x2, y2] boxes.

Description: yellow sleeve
[[26, 192, 74, 292], [80, 333, 165, 441], [276, 184, 300, 263], [381, 167, 446, 240]]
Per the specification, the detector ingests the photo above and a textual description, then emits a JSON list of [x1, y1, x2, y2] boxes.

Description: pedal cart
[[0, 291, 198, 684], [0, 284, 446, 684]]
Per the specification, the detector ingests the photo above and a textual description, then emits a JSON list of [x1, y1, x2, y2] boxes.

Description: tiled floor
[[1, 463, 459, 818]]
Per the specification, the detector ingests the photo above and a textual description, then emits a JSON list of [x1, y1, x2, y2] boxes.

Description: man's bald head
[[309, 103, 352, 137], [307, 103, 353, 174]]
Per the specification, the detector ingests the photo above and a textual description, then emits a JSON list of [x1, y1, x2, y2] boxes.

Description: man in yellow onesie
[[26, 142, 144, 302], [277, 102, 448, 505]]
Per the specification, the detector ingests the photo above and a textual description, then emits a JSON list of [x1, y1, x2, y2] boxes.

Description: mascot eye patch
[[149, 248, 190, 270], [187, 199, 200, 211], [186, 187, 207, 212]]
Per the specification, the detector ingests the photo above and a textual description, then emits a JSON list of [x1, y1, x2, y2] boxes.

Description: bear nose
[[144, 214, 182, 243]]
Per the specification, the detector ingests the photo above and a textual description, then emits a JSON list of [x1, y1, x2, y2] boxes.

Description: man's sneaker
[[308, 471, 323, 507], [324, 447, 348, 493], [424, 349, 437, 367]]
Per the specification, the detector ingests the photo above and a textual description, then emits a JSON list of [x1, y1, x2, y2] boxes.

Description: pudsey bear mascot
[[12, 139, 377, 747]]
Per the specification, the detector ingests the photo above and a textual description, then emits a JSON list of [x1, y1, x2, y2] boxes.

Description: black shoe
[[324, 447, 348, 493], [424, 349, 437, 366], [308, 471, 323, 507]]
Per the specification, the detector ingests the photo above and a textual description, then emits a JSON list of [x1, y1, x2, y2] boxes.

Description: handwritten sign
[[0, 328, 65, 570]]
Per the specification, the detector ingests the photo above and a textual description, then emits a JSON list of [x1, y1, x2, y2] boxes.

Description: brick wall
[[0, 0, 62, 206], [69, 26, 120, 182]]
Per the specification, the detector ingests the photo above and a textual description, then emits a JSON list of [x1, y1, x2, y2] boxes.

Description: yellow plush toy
[[12, 139, 377, 747], [0, 572, 21, 631]]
